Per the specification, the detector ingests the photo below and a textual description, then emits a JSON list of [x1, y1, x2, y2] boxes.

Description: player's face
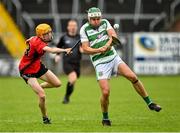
[[89, 17, 101, 28], [41, 31, 53, 42], [67, 21, 78, 36]]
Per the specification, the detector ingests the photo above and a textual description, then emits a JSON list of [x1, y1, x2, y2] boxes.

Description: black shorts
[[63, 61, 80, 78], [20, 64, 48, 83]]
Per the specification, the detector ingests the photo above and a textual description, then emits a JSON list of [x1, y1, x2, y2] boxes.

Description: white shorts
[[95, 55, 124, 80]]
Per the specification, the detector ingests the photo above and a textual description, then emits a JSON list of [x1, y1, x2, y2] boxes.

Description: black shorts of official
[[63, 61, 80, 78], [20, 64, 48, 84]]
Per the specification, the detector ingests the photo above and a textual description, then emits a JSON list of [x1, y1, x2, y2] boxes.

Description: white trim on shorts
[[95, 55, 124, 80]]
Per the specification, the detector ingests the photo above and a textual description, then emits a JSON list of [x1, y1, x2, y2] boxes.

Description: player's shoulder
[[80, 22, 90, 31], [101, 19, 110, 24], [27, 36, 39, 43], [28, 36, 46, 46], [81, 22, 89, 28]]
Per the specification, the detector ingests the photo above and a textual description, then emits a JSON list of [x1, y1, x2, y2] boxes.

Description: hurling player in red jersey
[[19, 23, 71, 124]]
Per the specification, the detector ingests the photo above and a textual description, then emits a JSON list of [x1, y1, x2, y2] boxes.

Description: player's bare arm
[[82, 41, 108, 54], [108, 28, 117, 38], [105, 28, 117, 48], [43, 46, 72, 54]]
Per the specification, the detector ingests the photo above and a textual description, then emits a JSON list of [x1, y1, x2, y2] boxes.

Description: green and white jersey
[[80, 19, 117, 67]]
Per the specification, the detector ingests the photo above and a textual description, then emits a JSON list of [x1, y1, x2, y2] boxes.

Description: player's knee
[[40, 96, 46, 102], [54, 80, 61, 88], [38, 92, 46, 100], [102, 90, 110, 98], [69, 79, 76, 85], [38, 94, 46, 107], [69, 75, 77, 85]]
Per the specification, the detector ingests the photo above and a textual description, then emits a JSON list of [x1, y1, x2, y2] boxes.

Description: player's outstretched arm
[[43, 46, 71, 54]]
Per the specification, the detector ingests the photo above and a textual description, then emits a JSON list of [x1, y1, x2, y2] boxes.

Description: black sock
[[65, 82, 74, 99]]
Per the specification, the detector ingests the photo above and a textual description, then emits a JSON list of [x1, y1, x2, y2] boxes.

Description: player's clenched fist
[[65, 48, 72, 55]]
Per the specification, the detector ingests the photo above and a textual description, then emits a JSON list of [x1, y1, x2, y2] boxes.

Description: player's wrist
[[97, 47, 102, 53], [104, 45, 109, 48], [62, 49, 66, 52]]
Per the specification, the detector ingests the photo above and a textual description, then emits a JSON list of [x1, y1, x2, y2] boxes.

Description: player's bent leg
[[98, 79, 111, 126], [118, 63, 148, 97], [40, 70, 61, 88], [63, 71, 77, 104], [27, 78, 51, 124], [118, 63, 162, 112]]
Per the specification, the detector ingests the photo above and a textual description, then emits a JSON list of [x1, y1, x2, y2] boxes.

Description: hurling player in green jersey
[[80, 7, 162, 126]]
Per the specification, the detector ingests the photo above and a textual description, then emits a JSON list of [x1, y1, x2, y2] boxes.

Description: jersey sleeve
[[57, 36, 64, 48], [80, 26, 89, 43], [104, 19, 113, 30]]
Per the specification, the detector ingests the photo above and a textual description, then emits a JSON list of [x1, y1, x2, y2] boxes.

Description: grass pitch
[[0, 75, 180, 132]]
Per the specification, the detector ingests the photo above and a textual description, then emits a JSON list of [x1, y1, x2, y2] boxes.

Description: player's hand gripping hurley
[[65, 40, 81, 55]]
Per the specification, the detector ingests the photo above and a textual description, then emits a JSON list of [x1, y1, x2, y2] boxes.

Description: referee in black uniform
[[55, 19, 82, 104]]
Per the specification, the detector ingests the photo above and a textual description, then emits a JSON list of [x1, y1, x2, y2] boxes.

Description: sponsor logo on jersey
[[65, 40, 71, 44], [87, 29, 97, 36]]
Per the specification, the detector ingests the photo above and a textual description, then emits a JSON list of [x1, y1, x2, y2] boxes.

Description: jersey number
[[25, 43, 30, 56]]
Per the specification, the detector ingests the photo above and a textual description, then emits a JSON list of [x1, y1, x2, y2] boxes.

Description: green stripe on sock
[[143, 96, 152, 105]]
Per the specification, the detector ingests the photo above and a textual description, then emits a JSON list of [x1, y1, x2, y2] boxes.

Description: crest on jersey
[[97, 33, 104, 39], [98, 71, 103, 77]]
